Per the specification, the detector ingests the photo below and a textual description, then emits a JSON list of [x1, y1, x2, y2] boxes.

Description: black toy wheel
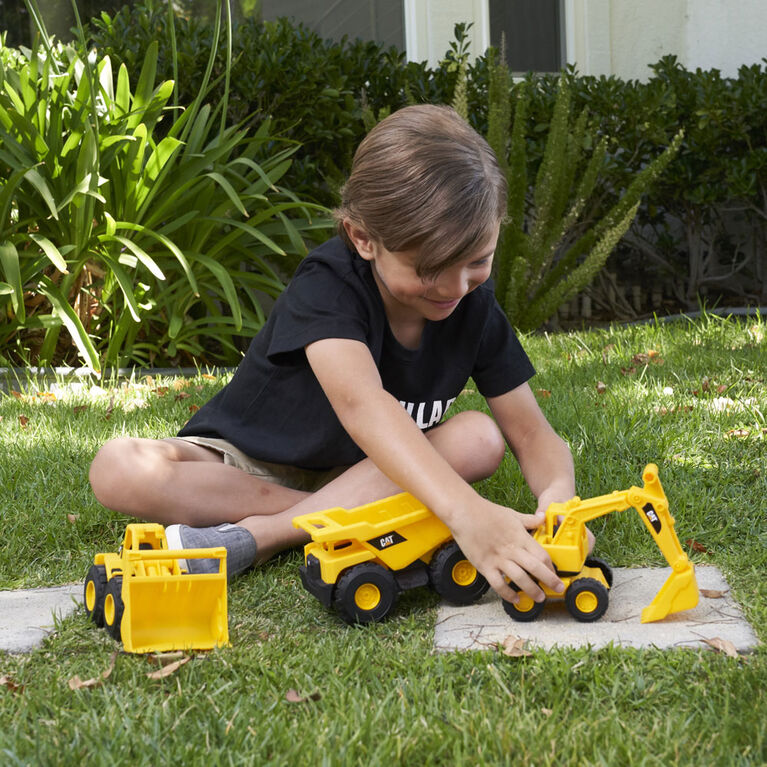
[[585, 556, 613, 588], [428, 541, 489, 605], [84, 565, 108, 627], [565, 577, 609, 622], [502, 591, 546, 622], [334, 563, 398, 624], [103, 577, 125, 641]]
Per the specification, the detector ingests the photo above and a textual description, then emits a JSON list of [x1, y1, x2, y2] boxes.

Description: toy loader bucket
[[121, 549, 228, 653], [641, 562, 699, 623]]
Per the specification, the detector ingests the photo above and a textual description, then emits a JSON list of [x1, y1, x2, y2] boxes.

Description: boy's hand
[[447, 497, 564, 604]]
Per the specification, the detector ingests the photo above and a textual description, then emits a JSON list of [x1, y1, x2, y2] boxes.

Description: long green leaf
[[98, 234, 165, 280], [29, 233, 68, 273], [37, 275, 100, 371], [0, 240, 23, 321], [189, 251, 242, 330]]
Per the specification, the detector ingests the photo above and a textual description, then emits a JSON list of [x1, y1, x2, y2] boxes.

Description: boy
[[89, 105, 575, 606]]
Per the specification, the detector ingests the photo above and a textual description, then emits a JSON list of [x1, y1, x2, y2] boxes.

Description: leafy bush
[[0, 38, 328, 370], [83, 3, 466, 206], [485, 51, 682, 330]]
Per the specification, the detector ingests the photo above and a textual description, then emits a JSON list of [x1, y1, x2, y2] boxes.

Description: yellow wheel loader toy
[[84, 523, 229, 653], [292, 493, 489, 624], [503, 462, 698, 623], [293, 463, 698, 626]]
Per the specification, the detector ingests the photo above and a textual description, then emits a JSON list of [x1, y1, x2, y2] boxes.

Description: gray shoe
[[165, 523, 257, 580]]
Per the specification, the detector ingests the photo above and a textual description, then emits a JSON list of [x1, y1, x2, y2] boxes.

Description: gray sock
[[165, 523, 257, 580]]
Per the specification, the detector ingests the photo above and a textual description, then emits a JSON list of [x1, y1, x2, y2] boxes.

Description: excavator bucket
[[641, 562, 699, 623]]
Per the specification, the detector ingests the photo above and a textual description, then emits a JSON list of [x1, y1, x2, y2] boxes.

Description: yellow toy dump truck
[[292, 493, 489, 624], [84, 523, 228, 653], [503, 463, 699, 623]]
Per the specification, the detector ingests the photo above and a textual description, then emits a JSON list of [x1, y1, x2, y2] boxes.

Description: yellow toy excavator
[[504, 463, 699, 623]]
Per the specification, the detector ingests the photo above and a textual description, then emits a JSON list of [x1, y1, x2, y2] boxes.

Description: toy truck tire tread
[[428, 542, 489, 605], [565, 577, 609, 622], [104, 577, 125, 641], [502, 595, 546, 622], [84, 564, 108, 627], [334, 563, 398, 624]]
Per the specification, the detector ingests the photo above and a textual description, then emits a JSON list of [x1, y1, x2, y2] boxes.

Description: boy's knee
[[441, 410, 506, 480], [89, 437, 144, 507]]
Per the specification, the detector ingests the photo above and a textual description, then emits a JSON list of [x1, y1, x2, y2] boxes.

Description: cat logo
[[367, 531, 406, 551], [642, 502, 662, 534]]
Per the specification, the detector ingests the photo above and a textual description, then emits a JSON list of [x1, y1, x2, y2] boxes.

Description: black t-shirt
[[178, 237, 535, 469]]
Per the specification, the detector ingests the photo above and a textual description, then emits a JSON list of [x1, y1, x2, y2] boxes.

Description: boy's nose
[[437, 268, 470, 298]]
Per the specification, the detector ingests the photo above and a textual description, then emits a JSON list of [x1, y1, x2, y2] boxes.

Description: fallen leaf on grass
[[541, 707, 553, 717], [1, 675, 24, 693], [535, 389, 552, 398], [686, 539, 710, 553], [174, 392, 191, 401], [146, 656, 190, 679], [726, 428, 750, 439], [285, 688, 321, 703], [501, 635, 532, 658], [73, 405, 89, 415], [104, 395, 115, 420], [11, 390, 22, 399], [189, 404, 200, 413], [201, 374, 216, 380], [68, 651, 117, 690], [702, 637, 739, 658], [66, 514, 78, 524], [36, 391, 56, 402], [18, 415, 29, 428], [596, 381, 607, 394], [701, 589, 728, 599], [154, 387, 169, 397]]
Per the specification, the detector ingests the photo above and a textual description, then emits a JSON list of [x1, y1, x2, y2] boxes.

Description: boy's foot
[[165, 523, 257, 580]]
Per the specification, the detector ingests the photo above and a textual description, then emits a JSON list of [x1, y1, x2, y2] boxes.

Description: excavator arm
[[540, 464, 699, 622]]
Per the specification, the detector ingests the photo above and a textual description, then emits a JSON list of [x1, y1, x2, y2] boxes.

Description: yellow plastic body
[[537, 463, 699, 622], [292, 493, 452, 584], [294, 463, 698, 624], [94, 523, 229, 653]]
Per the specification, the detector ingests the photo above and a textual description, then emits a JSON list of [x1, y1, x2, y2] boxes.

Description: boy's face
[[357, 223, 499, 326]]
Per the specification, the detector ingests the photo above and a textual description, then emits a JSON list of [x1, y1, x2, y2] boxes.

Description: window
[[489, 0, 564, 73], [261, 0, 405, 50]]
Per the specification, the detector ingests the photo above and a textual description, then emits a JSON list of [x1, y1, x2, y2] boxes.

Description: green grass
[[1, 314, 765, 765]]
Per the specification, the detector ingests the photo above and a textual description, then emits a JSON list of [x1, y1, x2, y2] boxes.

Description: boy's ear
[[343, 219, 377, 261]]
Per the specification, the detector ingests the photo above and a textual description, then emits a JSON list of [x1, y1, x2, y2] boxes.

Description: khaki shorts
[[167, 436, 349, 493]]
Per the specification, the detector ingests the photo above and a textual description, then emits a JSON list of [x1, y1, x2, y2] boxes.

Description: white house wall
[[404, 0, 489, 66], [413, 0, 766, 78]]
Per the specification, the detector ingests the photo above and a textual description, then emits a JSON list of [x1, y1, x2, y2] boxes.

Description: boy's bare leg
[[91, 410, 507, 566], [238, 410, 507, 563], [89, 437, 311, 526]]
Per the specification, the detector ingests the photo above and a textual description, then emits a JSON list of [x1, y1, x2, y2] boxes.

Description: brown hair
[[334, 104, 507, 277]]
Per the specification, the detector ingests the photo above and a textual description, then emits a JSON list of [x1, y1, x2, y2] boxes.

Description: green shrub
[[0, 38, 328, 370], [486, 51, 683, 330]]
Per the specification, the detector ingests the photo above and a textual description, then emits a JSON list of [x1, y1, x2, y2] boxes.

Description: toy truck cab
[[293, 493, 489, 624], [84, 523, 228, 653]]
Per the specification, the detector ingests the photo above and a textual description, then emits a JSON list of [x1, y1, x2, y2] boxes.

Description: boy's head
[[335, 104, 507, 277]]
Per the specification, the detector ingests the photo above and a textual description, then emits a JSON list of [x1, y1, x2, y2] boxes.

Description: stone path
[[0, 566, 759, 654], [434, 564, 759, 653]]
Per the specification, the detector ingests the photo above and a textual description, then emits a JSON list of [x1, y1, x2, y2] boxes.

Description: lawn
[[0, 314, 765, 766]]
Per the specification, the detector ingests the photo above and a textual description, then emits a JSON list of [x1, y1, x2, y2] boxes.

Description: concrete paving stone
[[434, 565, 760, 653], [0, 584, 82, 653]]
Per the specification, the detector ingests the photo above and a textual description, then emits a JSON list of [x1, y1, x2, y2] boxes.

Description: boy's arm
[[305, 337, 564, 603], [486, 383, 576, 514]]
